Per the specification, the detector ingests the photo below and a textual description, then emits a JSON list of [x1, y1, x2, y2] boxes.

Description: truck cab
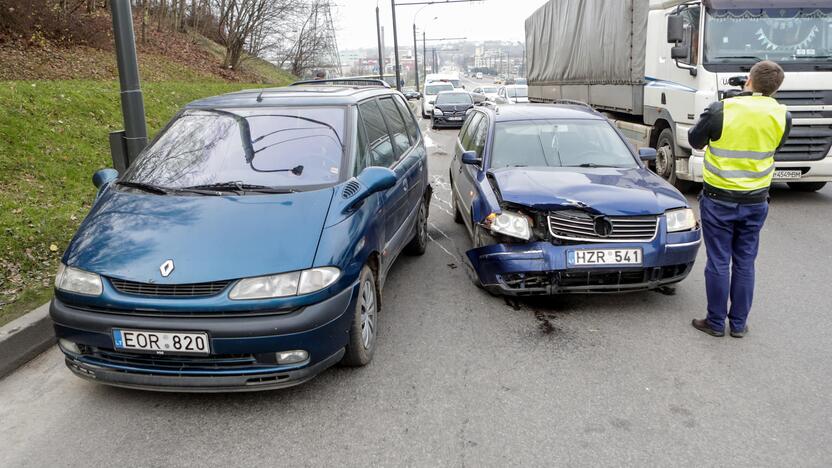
[[644, 0, 832, 191]]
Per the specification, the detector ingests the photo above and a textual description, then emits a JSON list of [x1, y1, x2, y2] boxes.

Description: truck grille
[[548, 211, 658, 243], [109, 278, 232, 297], [773, 90, 832, 162]]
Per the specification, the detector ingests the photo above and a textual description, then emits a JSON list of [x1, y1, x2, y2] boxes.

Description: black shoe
[[691, 318, 724, 337], [730, 326, 748, 338]]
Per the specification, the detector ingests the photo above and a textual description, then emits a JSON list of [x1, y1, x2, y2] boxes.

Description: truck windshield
[[490, 120, 638, 169], [121, 107, 345, 191], [704, 8, 832, 69]]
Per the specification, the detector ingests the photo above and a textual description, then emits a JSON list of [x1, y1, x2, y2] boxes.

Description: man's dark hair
[[749, 60, 785, 96]]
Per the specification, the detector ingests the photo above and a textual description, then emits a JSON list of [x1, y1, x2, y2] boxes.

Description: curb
[[0, 302, 55, 379]]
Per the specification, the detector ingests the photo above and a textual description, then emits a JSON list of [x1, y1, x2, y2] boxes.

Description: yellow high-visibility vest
[[704, 95, 787, 192]]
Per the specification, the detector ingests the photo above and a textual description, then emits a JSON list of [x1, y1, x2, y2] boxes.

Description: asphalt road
[[2, 88, 832, 467]]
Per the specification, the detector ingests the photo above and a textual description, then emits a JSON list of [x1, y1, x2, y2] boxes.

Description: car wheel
[[404, 197, 428, 255], [787, 182, 826, 192], [341, 265, 378, 367], [655, 128, 693, 192]]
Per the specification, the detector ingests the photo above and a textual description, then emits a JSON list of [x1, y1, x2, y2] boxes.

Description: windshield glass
[[704, 8, 832, 67], [481, 87, 498, 93], [425, 83, 454, 95], [436, 92, 473, 105], [507, 87, 528, 98], [450, 79, 462, 88], [122, 107, 345, 190], [490, 120, 638, 169]]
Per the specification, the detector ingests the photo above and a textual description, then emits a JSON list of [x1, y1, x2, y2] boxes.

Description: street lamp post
[[376, 6, 384, 80], [390, 0, 402, 91]]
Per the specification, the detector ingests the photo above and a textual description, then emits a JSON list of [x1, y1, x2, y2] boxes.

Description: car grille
[[86, 347, 259, 371], [773, 90, 832, 162], [547, 211, 658, 243], [499, 264, 692, 294], [109, 278, 232, 297]]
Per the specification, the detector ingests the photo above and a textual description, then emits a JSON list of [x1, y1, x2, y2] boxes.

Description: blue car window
[[358, 100, 396, 168], [460, 113, 482, 150], [393, 95, 419, 145], [377, 97, 410, 158], [490, 119, 638, 169], [122, 107, 346, 190], [471, 115, 488, 157]]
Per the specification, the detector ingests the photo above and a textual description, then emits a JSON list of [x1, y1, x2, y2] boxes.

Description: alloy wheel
[[360, 279, 376, 349]]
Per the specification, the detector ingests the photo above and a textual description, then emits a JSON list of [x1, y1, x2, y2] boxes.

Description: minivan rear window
[[122, 107, 346, 190]]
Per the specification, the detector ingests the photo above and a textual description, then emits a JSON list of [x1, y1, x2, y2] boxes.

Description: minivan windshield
[[435, 92, 473, 105], [425, 83, 454, 95], [490, 120, 638, 169], [121, 107, 346, 191]]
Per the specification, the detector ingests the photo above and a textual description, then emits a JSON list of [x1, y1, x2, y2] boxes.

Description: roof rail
[[290, 78, 391, 88], [552, 99, 593, 109]]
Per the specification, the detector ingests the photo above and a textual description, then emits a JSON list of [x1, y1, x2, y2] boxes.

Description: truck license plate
[[113, 328, 210, 355], [773, 170, 802, 180], [568, 248, 642, 266]]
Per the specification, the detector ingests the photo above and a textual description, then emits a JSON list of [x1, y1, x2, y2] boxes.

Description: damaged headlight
[[665, 208, 697, 232], [486, 211, 532, 240], [229, 267, 340, 300]]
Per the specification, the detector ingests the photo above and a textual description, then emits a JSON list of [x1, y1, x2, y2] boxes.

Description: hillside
[[0, 15, 296, 325]]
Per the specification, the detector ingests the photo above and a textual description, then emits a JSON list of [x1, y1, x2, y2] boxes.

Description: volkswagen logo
[[159, 259, 175, 277], [593, 217, 613, 237]]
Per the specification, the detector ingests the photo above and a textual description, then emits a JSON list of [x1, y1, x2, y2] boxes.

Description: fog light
[[276, 350, 308, 364], [59, 338, 81, 354]]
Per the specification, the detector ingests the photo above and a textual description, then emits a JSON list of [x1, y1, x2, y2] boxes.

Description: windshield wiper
[[569, 163, 625, 168], [116, 181, 171, 195], [713, 55, 764, 62], [179, 182, 296, 195]]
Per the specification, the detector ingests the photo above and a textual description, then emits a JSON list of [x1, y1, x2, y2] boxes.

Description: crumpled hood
[[64, 187, 334, 284], [489, 167, 687, 216]]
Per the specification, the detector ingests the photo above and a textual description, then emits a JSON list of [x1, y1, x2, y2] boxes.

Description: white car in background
[[496, 85, 529, 104], [421, 81, 455, 118], [471, 85, 499, 101]]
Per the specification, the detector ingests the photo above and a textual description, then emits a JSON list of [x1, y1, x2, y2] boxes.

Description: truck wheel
[[341, 265, 378, 367], [655, 128, 693, 192], [787, 182, 826, 192], [404, 198, 428, 255]]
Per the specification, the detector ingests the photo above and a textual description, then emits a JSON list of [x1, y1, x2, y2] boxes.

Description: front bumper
[[684, 151, 832, 183], [432, 115, 466, 127], [50, 283, 358, 392], [466, 230, 701, 296]]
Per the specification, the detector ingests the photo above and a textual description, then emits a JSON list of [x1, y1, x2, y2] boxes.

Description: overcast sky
[[333, 0, 548, 50]]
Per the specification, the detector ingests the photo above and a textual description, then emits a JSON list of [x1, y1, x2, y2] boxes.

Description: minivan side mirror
[[667, 15, 684, 43], [92, 168, 119, 189], [461, 150, 482, 167], [638, 148, 657, 162], [343, 166, 398, 212]]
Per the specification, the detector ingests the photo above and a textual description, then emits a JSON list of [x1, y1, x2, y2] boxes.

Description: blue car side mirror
[[638, 148, 657, 162], [92, 168, 119, 189], [343, 167, 398, 213], [461, 150, 482, 166]]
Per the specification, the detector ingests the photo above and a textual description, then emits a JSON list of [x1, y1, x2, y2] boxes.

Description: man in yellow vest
[[688, 60, 790, 338]]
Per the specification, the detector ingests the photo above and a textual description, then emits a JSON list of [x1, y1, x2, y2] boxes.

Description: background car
[[471, 85, 499, 101], [402, 87, 421, 100], [495, 85, 529, 104], [421, 81, 455, 118], [431, 90, 474, 129], [50, 81, 432, 392], [449, 103, 701, 295]]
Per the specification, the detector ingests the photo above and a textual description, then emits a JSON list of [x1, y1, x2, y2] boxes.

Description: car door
[[453, 112, 484, 232], [358, 98, 403, 260], [375, 96, 420, 260], [392, 94, 426, 212]]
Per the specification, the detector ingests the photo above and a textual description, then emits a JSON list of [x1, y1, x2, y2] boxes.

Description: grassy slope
[[0, 62, 294, 325]]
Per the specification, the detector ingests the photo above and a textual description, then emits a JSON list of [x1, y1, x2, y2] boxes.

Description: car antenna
[[256, 91, 264, 102]]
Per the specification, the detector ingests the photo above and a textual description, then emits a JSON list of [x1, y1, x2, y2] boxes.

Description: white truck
[[526, 0, 832, 191]]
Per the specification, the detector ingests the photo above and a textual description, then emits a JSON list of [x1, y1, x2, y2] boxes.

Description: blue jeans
[[700, 195, 769, 332]]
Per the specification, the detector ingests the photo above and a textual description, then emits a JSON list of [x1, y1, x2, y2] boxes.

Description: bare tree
[[273, 1, 338, 78], [212, 0, 297, 71]]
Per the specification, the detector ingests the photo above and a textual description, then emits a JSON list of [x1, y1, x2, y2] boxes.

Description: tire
[[654, 128, 694, 192], [787, 182, 826, 192], [341, 265, 378, 367], [404, 197, 428, 255]]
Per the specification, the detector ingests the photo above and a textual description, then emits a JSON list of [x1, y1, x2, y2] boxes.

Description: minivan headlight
[[229, 267, 340, 300], [54, 263, 103, 296], [666, 208, 697, 232], [486, 211, 532, 240]]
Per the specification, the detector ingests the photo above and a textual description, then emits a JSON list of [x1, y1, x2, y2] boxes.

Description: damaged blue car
[[449, 104, 701, 295]]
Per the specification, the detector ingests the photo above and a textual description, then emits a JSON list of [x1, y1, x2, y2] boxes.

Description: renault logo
[[159, 259, 175, 277], [593, 217, 613, 237]]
